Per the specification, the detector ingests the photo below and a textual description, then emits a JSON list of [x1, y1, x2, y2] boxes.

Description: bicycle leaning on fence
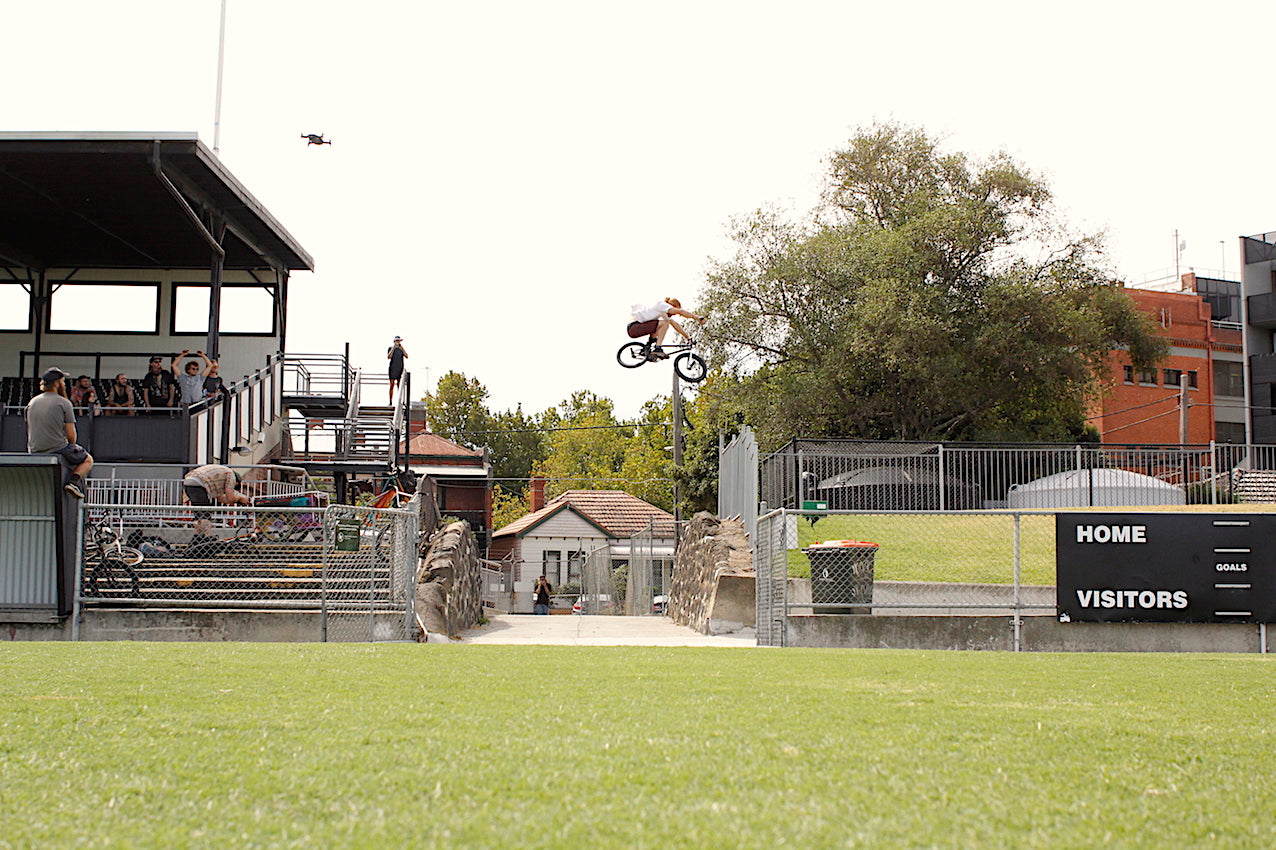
[[616, 336, 707, 382], [82, 520, 144, 597]]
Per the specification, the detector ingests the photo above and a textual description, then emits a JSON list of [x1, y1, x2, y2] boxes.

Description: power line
[[439, 421, 670, 436]]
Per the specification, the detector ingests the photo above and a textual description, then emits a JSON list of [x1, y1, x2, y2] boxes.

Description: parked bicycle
[[82, 520, 143, 597], [616, 337, 707, 383]]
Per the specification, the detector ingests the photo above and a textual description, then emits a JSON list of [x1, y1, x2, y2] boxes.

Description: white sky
[[5, 0, 1274, 418]]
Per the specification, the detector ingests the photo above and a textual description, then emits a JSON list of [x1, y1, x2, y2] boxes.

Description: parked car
[[572, 594, 614, 615], [651, 595, 669, 615]]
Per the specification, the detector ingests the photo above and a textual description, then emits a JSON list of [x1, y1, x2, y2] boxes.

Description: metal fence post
[[1013, 512, 1022, 652]]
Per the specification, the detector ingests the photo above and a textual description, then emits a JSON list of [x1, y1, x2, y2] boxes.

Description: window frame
[[47, 281, 161, 334], [171, 282, 278, 337]]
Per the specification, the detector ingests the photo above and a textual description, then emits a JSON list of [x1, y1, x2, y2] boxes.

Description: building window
[[567, 551, 584, 583], [1214, 361, 1245, 397], [49, 282, 159, 333], [543, 550, 561, 586], [0, 281, 31, 330], [1123, 364, 1134, 384], [1138, 368, 1158, 386], [174, 284, 276, 335], [1215, 421, 1246, 444]]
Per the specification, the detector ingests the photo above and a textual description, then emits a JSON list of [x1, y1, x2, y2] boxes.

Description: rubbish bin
[[803, 539, 877, 614], [334, 518, 362, 552]]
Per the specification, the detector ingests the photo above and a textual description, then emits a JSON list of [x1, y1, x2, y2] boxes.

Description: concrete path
[[459, 613, 758, 647]]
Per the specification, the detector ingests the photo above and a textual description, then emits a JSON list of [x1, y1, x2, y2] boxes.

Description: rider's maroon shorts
[[628, 319, 658, 338]]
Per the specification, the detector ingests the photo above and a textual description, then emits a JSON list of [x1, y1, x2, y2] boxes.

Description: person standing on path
[[25, 367, 94, 498], [533, 575, 553, 615], [387, 336, 408, 403]]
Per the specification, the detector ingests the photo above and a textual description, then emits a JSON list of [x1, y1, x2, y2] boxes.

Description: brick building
[[1091, 275, 1245, 444]]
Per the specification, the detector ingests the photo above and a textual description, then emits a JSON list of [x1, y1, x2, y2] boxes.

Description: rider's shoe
[[649, 346, 669, 360]]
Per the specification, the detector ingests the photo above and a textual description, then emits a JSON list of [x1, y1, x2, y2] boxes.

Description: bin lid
[[805, 539, 878, 549]]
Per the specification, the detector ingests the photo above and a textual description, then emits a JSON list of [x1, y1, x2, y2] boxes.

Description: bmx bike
[[82, 520, 143, 597], [616, 337, 707, 383]]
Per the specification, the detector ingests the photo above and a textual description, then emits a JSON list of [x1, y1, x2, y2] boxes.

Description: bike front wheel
[[674, 352, 707, 383], [617, 342, 648, 369]]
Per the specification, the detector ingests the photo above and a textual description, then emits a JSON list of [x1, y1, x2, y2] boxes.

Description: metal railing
[[77, 502, 419, 642], [480, 565, 506, 608], [755, 508, 1063, 647], [760, 441, 1276, 513]]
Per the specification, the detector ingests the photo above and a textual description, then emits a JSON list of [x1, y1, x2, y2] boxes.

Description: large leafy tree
[[701, 123, 1166, 447]]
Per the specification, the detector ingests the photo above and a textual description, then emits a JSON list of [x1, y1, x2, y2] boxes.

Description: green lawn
[[787, 506, 1276, 585], [3, 644, 1275, 848], [789, 513, 1057, 584]]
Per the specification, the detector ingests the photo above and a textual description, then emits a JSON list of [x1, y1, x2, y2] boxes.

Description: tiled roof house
[[489, 487, 676, 612]]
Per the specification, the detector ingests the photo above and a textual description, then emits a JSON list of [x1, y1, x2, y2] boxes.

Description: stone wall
[[668, 512, 754, 634], [415, 520, 483, 640]]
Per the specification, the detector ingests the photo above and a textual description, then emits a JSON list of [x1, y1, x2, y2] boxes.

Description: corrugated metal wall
[[0, 460, 65, 610]]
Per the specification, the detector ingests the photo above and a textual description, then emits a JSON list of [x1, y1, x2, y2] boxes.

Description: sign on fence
[[1056, 513, 1276, 623]]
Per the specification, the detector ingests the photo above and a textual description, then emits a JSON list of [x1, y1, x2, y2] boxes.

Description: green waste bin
[[334, 518, 362, 552], [803, 539, 877, 614]]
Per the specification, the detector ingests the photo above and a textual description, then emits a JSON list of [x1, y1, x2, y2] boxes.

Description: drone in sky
[[301, 133, 332, 146]]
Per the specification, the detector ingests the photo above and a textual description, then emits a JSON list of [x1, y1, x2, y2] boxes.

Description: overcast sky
[[5, 1, 1273, 418]]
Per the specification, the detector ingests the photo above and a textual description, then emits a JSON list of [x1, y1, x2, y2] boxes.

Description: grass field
[[3, 643, 1275, 848], [787, 505, 1276, 585]]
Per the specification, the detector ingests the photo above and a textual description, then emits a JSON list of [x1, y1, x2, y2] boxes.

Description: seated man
[[25, 367, 94, 499], [68, 375, 100, 415], [103, 373, 136, 415], [627, 297, 705, 359]]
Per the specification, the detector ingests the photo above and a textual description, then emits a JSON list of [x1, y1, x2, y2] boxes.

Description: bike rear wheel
[[674, 352, 707, 382], [617, 342, 648, 368]]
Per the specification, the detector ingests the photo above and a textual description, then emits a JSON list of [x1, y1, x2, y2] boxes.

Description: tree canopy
[[700, 122, 1166, 448]]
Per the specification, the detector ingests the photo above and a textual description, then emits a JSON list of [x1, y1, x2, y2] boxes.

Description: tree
[[701, 122, 1166, 447], [424, 371, 492, 449]]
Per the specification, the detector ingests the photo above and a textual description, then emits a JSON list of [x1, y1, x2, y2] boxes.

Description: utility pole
[[672, 368, 683, 522]]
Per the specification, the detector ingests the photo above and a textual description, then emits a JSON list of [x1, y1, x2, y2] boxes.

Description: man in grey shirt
[[26, 367, 94, 498]]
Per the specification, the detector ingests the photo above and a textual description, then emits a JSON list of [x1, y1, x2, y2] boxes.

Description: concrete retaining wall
[[785, 615, 1275, 653]]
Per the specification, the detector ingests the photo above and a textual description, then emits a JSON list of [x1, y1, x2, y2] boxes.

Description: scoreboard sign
[[1056, 513, 1276, 624]]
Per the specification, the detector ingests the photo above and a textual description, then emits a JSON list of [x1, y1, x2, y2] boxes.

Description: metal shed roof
[[0, 132, 313, 272]]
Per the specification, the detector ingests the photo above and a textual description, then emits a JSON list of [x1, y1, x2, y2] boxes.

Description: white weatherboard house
[[488, 489, 676, 613]]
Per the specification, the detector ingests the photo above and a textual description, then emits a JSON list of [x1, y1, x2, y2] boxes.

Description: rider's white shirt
[[632, 301, 673, 322]]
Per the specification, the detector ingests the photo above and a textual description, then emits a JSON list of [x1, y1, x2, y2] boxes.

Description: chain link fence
[[755, 508, 1058, 646], [579, 544, 620, 614], [626, 519, 678, 615], [78, 502, 418, 641], [761, 441, 1276, 512]]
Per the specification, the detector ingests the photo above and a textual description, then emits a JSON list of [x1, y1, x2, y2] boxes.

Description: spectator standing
[[68, 375, 100, 415], [203, 359, 226, 400], [103, 374, 136, 415], [533, 575, 553, 615], [25, 367, 94, 498], [387, 336, 408, 403], [173, 349, 213, 406], [140, 356, 176, 409]]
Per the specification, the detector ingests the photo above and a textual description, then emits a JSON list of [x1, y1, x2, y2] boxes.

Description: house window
[[1123, 365, 1134, 384], [567, 551, 584, 583], [543, 550, 561, 586], [1162, 369, 1199, 389], [1138, 368, 1158, 386]]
